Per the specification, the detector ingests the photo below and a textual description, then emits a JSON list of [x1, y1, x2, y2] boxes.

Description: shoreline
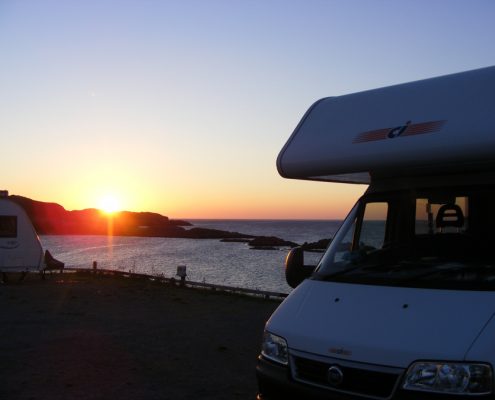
[[0, 271, 280, 399]]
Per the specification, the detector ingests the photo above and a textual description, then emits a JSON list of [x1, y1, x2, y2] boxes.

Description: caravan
[[0, 190, 43, 273], [257, 66, 495, 399]]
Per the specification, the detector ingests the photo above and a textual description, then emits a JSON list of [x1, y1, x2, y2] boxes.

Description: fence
[[64, 267, 288, 301]]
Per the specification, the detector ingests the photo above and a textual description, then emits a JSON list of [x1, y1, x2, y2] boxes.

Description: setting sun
[[99, 194, 121, 214]]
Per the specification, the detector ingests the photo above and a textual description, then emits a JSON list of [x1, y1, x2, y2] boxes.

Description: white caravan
[[257, 66, 495, 399], [0, 191, 43, 273]]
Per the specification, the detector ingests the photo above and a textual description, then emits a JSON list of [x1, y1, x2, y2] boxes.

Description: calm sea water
[[40, 220, 342, 293]]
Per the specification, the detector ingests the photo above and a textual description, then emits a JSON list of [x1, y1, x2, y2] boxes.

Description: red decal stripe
[[353, 120, 446, 144], [402, 120, 446, 136], [352, 128, 389, 143]]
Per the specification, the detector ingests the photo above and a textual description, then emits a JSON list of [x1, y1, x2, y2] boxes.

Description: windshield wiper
[[403, 263, 495, 282], [318, 260, 436, 281], [318, 265, 369, 280], [319, 263, 400, 280]]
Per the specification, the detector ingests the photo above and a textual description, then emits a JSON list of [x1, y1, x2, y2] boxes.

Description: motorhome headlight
[[261, 331, 288, 365], [403, 362, 492, 395]]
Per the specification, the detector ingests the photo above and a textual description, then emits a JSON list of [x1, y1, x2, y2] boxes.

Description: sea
[[40, 220, 342, 294]]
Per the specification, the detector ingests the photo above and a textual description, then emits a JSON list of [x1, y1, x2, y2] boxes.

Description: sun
[[98, 194, 121, 214]]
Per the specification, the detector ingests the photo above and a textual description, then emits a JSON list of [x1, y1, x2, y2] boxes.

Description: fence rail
[[64, 267, 288, 301]]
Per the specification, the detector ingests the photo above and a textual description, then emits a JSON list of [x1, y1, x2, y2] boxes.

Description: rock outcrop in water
[[300, 238, 332, 252], [183, 227, 254, 240], [249, 236, 298, 250]]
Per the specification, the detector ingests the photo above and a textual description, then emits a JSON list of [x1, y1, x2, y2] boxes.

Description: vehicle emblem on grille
[[327, 365, 344, 387]]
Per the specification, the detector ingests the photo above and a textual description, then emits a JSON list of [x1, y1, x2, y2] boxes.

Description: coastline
[[0, 271, 279, 399]]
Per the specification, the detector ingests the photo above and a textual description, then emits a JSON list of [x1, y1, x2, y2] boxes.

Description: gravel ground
[[0, 272, 280, 400]]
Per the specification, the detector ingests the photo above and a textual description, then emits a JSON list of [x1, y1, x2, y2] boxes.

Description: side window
[[358, 202, 388, 251], [0, 216, 17, 238], [416, 197, 468, 234]]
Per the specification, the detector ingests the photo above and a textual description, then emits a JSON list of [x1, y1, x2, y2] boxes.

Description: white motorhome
[[0, 191, 43, 273], [257, 66, 495, 399]]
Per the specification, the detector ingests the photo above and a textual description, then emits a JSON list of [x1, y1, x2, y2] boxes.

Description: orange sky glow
[[1, 2, 492, 220]]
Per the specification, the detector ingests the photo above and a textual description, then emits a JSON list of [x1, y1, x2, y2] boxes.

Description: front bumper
[[256, 355, 495, 400]]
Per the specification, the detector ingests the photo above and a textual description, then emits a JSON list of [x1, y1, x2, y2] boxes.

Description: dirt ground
[[0, 272, 280, 400]]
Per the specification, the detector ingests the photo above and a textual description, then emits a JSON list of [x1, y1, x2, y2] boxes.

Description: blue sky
[[1, 0, 494, 218]]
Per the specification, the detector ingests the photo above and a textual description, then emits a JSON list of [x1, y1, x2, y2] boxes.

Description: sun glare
[[99, 195, 121, 214]]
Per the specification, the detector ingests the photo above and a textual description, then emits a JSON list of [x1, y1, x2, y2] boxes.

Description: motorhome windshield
[[315, 185, 495, 291]]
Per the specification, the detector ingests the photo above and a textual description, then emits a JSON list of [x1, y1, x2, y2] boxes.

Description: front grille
[[292, 355, 400, 399]]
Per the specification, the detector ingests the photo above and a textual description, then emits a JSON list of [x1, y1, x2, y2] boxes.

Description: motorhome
[[0, 190, 43, 273], [257, 66, 495, 399]]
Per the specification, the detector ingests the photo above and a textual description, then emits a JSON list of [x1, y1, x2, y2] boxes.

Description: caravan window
[[0, 216, 17, 238]]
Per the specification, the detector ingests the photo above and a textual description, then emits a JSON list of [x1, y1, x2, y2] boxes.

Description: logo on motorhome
[[353, 120, 446, 144]]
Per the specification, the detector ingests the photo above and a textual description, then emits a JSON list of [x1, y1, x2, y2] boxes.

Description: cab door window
[[358, 202, 389, 252], [319, 201, 389, 272]]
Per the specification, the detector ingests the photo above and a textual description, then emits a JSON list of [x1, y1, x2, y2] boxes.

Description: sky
[[1, 0, 495, 219]]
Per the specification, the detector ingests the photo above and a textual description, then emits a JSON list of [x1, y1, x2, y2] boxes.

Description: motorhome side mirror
[[285, 247, 316, 288]]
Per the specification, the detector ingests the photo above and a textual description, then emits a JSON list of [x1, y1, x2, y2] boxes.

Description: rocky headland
[[9, 195, 328, 250]]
